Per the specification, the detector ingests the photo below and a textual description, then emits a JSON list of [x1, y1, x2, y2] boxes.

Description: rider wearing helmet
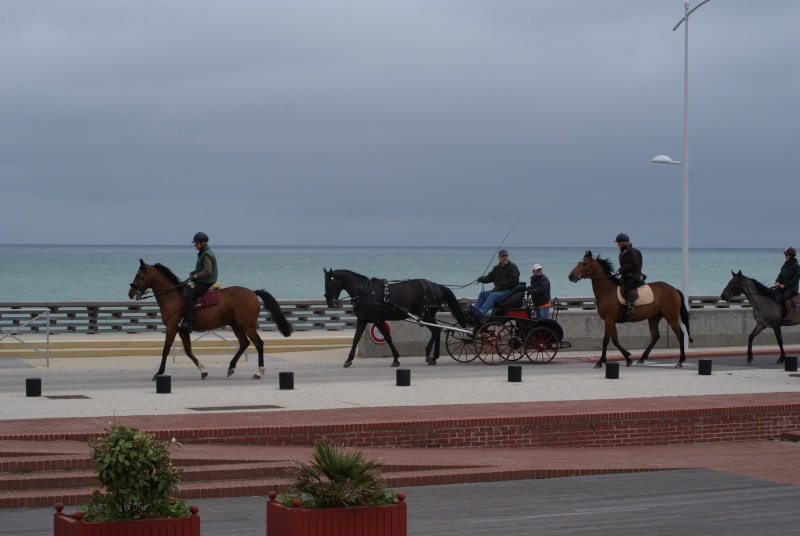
[[775, 247, 799, 324], [615, 233, 644, 316], [179, 232, 219, 332]]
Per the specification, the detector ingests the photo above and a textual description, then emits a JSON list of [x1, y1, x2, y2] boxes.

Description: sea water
[[0, 244, 782, 303]]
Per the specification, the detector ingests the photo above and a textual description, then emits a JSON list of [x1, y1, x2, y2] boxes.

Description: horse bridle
[[325, 276, 379, 308], [130, 267, 188, 301], [722, 277, 743, 299], [130, 269, 153, 301]]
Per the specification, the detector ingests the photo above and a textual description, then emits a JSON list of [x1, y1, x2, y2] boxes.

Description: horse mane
[[153, 263, 182, 286], [585, 250, 621, 286], [745, 274, 778, 299]]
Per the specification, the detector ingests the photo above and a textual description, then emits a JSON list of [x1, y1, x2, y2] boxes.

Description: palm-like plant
[[282, 442, 397, 509]]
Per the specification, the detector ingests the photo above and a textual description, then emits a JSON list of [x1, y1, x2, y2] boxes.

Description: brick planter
[[53, 503, 201, 536], [266, 491, 407, 536]]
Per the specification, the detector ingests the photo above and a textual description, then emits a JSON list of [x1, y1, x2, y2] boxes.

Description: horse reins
[[130, 270, 190, 301]]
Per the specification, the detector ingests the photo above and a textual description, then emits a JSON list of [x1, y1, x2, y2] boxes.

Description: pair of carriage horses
[[128, 253, 793, 380]]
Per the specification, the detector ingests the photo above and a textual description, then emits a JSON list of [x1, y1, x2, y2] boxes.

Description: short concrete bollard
[[155, 375, 171, 394], [26, 378, 42, 397], [279, 371, 294, 390], [605, 362, 619, 379], [698, 359, 712, 376], [396, 369, 411, 387], [785, 355, 798, 372], [508, 365, 522, 383]]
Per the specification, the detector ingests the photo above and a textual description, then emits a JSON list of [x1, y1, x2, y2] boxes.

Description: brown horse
[[568, 250, 692, 368], [128, 260, 293, 380]]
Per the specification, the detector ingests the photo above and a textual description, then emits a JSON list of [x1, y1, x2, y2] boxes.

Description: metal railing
[[0, 296, 748, 336]]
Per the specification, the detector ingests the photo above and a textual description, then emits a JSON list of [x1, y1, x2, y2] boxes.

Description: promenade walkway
[[1, 334, 799, 534]]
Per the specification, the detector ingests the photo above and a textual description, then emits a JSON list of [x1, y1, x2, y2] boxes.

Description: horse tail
[[678, 290, 694, 343], [254, 290, 294, 337], [440, 285, 468, 328]]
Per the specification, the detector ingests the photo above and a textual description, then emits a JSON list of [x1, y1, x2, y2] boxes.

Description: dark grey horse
[[721, 270, 799, 363]]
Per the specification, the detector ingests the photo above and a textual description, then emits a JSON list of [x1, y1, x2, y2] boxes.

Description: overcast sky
[[1, 1, 798, 248]]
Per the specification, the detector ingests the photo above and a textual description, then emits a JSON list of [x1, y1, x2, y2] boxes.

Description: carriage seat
[[493, 282, 527, 311]]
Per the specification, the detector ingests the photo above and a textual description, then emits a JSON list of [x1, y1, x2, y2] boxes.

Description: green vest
[[195, 246, 218, 285]]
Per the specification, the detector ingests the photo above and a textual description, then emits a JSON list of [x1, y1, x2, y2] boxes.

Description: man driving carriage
[[472, 249, 520, 320], [615, 233, 645, 316], [775, 246, 799, 324]]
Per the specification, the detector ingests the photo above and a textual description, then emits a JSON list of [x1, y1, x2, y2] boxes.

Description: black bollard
[[279, 371, 294, 390], [605, 362, 620, 379], [508, 365, 522, 383], [155, 375, 171, 394], [26, 378, 42, 397], [396, 369, 411, 387], [785, 355, 798, 372], [698, 359, 712, 375]]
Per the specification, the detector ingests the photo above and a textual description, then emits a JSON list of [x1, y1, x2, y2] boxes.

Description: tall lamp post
[[652, 0, 712, 318]]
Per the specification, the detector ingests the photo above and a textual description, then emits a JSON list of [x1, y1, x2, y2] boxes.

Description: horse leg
[[176, 330, 208, 380], [609, 327, 633, 367], [226, 324, 250, 377], [774, 325, 786, 364], [376, 322, 402, 367], [344, 319, 367, 368], [425, 326, 442, 365], [663, 313, 687, 368], [747, 324, 768, 364], [247, 327, 266, 380], [637, 317, 662, 365], [154, 328, 179, 380]]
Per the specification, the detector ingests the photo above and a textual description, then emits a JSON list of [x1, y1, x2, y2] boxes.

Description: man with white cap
[[529, 263, 551, 318], [472, 249, 520, 319]]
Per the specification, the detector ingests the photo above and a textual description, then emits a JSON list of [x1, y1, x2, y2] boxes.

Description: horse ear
[[139, 259, 146, 268], [585, 250, 592, 258], [737, 270, 742, 276]]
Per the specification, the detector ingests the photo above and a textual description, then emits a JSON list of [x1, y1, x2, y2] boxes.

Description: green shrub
[[79, 424, 189, 521], [280, 441, 398, 509]]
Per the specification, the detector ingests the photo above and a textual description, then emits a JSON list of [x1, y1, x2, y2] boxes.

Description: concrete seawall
[[358, 308, 800, 357]]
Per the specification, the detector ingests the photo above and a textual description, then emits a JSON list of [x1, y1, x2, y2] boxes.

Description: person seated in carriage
[[179, 231, 219, 333], [529, 263, 551, 318], [615, 233, 645, 316], [774, 246, 799, 324], [472, 249, 520, 320]]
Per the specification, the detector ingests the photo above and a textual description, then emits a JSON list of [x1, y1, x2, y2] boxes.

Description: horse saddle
[[616, 284, 654, 307], [180, 282, 222, 310]]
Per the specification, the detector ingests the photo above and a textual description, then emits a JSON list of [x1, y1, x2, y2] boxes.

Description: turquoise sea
[[0, 245, 785, 303]]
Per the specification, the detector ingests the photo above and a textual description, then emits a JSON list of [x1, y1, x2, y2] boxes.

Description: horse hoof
[[425, 355, 433, 363], [777, 357, 785, 364], [636, 359, 645, 365], [593, 362, 603, 369], [227, 368, 235, 377], [626, 360, 633, 367], [343, 361, 352, 368], [201, 372, 208, 380], [428, 359, 437, 366], [251, 374, 261, 380], [391, 361, 400, 368], [675, 362, 683, 369]]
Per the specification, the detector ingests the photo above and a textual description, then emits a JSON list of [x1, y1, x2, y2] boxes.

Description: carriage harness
[[328, 278, 441, 319]]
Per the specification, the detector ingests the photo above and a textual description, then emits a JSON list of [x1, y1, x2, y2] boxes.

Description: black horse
[[721, 270, 800, 364], [324, 269, 468, 367]]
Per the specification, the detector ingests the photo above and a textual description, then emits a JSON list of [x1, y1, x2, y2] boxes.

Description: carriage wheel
[[474, 322, 511, 365], [525, 326, 559, 364], [445, 330, 477, 362], [503, 323, 526, 362]]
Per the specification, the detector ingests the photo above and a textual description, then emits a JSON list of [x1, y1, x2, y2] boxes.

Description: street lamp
[[652, 0, 712, 321]]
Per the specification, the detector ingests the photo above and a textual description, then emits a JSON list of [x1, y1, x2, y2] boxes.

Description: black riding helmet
[[615, 233, 630, 243], [192, 232, 209, 243]]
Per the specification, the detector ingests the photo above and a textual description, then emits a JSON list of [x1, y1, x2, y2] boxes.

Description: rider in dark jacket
[[775, 247, 800, 323], [616, 233, 644, 316], [179, 232, 218, 333]]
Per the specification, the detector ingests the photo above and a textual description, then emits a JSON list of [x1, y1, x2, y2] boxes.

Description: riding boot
[[181, 298, 196, 332], [784, 301, 793, 324], [625, 293, 636, 316]]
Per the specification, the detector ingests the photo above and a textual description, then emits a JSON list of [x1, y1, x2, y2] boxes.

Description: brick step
[[781, 430, 800, 442]]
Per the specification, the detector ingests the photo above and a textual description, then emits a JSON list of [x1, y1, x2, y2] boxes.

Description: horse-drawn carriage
[[443, 283, 571, 365]]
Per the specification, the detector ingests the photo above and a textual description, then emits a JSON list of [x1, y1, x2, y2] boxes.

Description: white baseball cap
[[533, 264, 542, 271]]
